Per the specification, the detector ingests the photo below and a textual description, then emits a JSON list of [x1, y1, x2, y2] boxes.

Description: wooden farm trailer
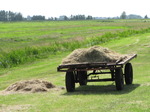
[[57, 54, 137, 92]]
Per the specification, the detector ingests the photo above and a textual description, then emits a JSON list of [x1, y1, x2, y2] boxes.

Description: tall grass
[[86, 28, 150, 46], [1, 27, 150, 68], [0, 40, 83, 68]]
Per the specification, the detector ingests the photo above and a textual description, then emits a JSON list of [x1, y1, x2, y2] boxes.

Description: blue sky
[[0, 0, 149, 18]]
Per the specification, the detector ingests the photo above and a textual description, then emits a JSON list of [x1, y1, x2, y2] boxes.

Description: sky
[[0, 0, 150, 18]]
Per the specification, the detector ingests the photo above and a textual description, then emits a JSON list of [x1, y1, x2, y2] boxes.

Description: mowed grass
[[0, 21, 126, 51], [0, 30, 150, 111], [0, 20, 129, 68], [1, 20, 150, 52], [1, 20, 150, 68]]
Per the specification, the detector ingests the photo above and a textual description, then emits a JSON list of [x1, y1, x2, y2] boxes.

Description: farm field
[[0, 20, 150, 112], [1, 20, 150, 68]]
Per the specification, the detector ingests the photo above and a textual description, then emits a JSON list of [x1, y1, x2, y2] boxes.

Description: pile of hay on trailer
[[62, 46, 128, 65]]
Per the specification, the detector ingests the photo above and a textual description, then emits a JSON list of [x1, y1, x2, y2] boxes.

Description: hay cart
[[57, 54, 137, 92]]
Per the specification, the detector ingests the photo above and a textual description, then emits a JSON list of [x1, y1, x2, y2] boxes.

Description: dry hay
[[62, 46, 127, 65], [1, 79, 64, 95], [0, 104, 31, 112]]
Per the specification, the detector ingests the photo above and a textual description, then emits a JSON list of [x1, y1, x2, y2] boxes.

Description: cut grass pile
[[2, 79, 56, 94]]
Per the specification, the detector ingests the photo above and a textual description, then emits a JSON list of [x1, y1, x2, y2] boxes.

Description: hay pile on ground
[[62, 46, 127, 65], [2, 79, 62, 94]]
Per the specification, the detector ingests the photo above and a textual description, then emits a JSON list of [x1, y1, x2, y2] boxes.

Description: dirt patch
[[1, 79, 64, 95], [62, 46, 127, 65]]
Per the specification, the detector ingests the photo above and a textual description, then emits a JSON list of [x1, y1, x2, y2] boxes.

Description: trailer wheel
[[78, 71, 87, 86], [124, 63, 133, 85], [65, 72, 75, 92], [115, 68, 124, 90]]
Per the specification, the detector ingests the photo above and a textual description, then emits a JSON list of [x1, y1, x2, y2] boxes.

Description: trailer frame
[[57, 54, 137, 92]]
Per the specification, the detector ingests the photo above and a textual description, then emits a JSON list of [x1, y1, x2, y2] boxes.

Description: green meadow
[[1, 20, 150, 68], [0, 20, 150, 112]]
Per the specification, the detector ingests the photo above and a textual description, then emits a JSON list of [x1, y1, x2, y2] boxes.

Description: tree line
[[120, 11, 148, 19], [48, 15, 93, 21], [0, 10, 23, 21], [0, 10, 46, 21], [0, 10, 149, 21], [70, 15, 93, 20], [0, 10, 93, 21]]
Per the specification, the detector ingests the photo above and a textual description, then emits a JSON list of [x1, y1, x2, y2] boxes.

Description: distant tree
[[86, 15, 93, 20], [9, 11, 15, 21], [145, 15, 148, 19], [10, 12, 23, 21], [120, 11, 127, 19], [32, 15, 45, 20], [70, 15, 73, 20], [0, 10, 23, 21], [54, 17, 57, 20], [48, 17, 54, 21], [15, 13, 23, 21], [64, 16, 68, 20], [70, 15, 86, 20], [0, 10, 7, 21]]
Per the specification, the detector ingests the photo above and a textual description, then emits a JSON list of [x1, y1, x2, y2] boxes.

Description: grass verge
[[1, 27, 150, 68], [0, 32, 150, 112]]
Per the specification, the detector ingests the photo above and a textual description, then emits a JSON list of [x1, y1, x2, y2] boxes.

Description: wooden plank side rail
[[117, 54, 137, 65]]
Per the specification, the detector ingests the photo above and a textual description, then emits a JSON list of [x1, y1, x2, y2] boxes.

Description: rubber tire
[[124, 63, 133, 85], [115, 68, 124, 90], [78, 71, 87, 86], [65, 72, 75, 92]]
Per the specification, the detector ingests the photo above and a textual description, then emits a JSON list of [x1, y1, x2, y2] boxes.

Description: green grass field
[[1, 20, 150, 68], [0, 20, 150, 112]]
